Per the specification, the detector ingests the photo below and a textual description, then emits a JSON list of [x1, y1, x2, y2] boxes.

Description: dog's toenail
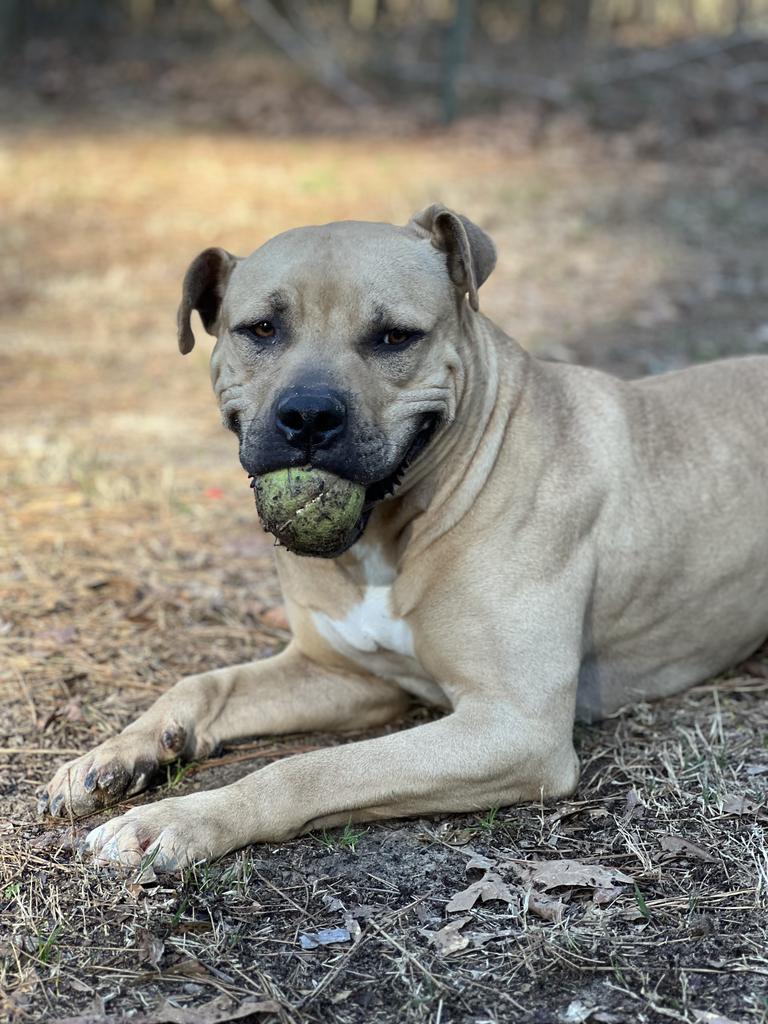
[[50, 795, 64, 815], [161, 724, 187, 754], [84, 769, 98, 792]]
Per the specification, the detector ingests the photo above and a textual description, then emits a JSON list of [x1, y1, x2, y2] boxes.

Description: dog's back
[[575, 354, 768, 718]]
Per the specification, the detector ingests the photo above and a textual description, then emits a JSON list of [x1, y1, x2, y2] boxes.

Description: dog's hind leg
[[38, 645, 408, 819]]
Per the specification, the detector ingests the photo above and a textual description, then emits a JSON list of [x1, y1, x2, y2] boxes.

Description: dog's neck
[[357, 308, 532, 561]]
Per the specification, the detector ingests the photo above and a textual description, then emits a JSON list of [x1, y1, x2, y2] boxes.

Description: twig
[[586, 31, 762, 85], [239, 0, 374, 108], [366, 917, 449, 991]]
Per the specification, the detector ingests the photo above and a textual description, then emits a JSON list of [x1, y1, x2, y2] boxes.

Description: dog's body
[[40, 208, 768, 870]]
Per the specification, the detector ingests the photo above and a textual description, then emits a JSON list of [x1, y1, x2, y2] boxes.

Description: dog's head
[[177, 205, 496, 549]]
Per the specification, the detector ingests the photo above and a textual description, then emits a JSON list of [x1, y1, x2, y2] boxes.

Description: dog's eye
[[252, 321, 275, 339], [383, 329, 412, 346]]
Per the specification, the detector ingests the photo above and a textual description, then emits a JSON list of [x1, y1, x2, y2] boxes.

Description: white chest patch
[[311, 543, 449, 707], [311, 541, 416, 667], [314, 585, 415, 660]]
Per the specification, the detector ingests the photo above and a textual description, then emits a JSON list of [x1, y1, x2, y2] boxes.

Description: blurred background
[[1, 0, 768, 762]]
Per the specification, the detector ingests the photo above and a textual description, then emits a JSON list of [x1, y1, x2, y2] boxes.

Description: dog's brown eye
[[384, 329, 411, 346], [253, 321, 275, 338]]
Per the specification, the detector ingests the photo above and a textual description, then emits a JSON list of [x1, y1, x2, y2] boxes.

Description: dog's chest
[[315, 584, 415, 660], [310, 544, 441, 702]]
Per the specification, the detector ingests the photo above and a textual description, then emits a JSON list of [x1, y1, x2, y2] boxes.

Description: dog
[[39, 205, 768, 871]]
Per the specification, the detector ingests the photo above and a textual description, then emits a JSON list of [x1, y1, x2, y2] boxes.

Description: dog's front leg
[[85, 697, 579, 870], [39, 645, 408, 818]]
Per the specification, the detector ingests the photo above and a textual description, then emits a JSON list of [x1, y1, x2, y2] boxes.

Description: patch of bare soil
[[1, 84, 768, 1022]]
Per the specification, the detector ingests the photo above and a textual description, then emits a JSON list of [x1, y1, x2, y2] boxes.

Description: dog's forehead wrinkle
[[228, 222, 449, 322]]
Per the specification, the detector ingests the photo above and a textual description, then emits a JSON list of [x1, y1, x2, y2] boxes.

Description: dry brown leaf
[[592, 885, 622, 907], [135, 927, 164, 968], [429, 916, 471, 954], [526, 890, 565, 923], [464, 851, 497, 872], [721, 794, 762, 815], [67, 978, 94, 995], [659, 835, 717, 863], [51, 994, 280, 1023], [446, 871, 515, 913], [510, 859, 633, 892]]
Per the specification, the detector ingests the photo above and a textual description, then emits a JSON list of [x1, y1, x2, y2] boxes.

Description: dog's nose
[[274, 390, 347, 449]]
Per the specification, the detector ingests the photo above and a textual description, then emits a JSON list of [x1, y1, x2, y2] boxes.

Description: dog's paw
[[37, 722, 189, 819], [85, 793, 228, 872]]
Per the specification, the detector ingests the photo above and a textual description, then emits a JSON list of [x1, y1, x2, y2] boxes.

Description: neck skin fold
[[361, 305, 533, 561]]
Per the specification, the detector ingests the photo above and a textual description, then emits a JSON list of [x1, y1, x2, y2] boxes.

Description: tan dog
[[39, 206, 768, 871]]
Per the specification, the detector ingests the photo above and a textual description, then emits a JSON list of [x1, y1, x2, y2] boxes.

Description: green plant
[[476, 807, 501, 832], [634, 884, 651, 921], [37, 923, 62, 965], [317, 823, 367, 853]]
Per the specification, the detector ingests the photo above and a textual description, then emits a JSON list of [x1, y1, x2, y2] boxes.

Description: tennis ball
[[253, 467, 366, 557]]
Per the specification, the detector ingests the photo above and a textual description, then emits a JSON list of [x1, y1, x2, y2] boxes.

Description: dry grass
[[1, 92, 768, 1023]]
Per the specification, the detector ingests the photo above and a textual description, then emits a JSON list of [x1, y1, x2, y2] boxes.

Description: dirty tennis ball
[[253, 467, 366, 558]]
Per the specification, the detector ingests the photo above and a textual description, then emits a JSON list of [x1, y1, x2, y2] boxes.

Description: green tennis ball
[[253, 467, 366, 557]]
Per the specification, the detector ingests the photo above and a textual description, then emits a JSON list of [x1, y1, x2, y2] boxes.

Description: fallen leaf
[[429, 916, 471, 954], [526, 889, 565, 923], [299, 927, 352, 950], [446, 872, 515, 913], [464, 851, 497, 872], [659, 835, 717, 863], [135, 927, 164, 968], [510, 859, 633, 892], [51, 993, 280, 1023], [592, 885, 622, 907], [67, 978, 94, 994], [564, 1000, 595, 1023], [722, 794, 761, 815], [164, 958, 235, 987]]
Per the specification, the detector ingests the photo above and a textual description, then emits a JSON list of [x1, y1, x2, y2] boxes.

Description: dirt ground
[[2, 61, 768, 1024]]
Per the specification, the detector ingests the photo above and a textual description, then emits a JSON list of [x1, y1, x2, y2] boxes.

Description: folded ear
[[408, 204, 496, 311], [177, 247, 238, 354]]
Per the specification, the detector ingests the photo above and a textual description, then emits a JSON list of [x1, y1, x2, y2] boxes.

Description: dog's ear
[[408, 204, 496, 311], [177, 247, 238, 354]]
